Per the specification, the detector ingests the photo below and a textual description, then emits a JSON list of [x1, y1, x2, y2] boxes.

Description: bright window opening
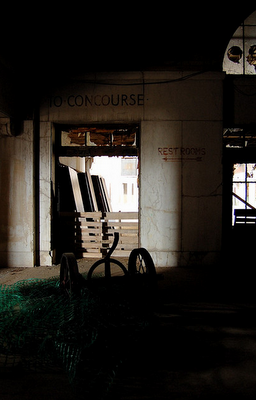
[[232, 163, 256, 225], [223, 10, 256, 75], [90, 156, 139, 212]]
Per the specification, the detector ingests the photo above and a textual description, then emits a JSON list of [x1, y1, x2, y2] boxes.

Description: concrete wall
[[0, 121, 34, 267], [140, 119, 222, 266], [39, 71, 223, 267], [0, 71, 224, 268]]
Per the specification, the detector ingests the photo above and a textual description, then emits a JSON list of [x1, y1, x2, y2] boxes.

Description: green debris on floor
[[0, 275, 152, 397]]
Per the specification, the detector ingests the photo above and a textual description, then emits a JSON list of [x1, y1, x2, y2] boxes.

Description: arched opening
[[223, 10, 256, 75]]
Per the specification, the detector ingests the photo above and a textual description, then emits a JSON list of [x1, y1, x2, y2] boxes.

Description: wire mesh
[[0, 274, 150, 396]]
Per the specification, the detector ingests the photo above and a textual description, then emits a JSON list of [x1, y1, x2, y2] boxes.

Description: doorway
[[222, 128, 256, 263], [232, 163, 256, 225], [53, 124, 140, 260]]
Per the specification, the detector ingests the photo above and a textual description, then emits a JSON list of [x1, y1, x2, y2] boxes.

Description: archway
[[223, 10, 256, 75]]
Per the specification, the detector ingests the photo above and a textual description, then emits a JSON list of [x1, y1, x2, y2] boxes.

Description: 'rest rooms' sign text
[[49, 93, 144, 108], [158, 146, 206, 162]]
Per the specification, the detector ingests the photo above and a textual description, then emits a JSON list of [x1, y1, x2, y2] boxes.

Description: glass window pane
[[232, 163, 256, 225], [233, 163, 245, 182]]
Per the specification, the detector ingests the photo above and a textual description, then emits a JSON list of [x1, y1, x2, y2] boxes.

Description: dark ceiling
[[0, 5, 255, 96]]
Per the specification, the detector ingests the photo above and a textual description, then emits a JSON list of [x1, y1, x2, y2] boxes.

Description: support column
[[39, 122, 53, 266], [0, 120, 34, 267]]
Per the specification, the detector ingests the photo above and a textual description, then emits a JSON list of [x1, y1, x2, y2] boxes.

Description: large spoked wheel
[[60, 253, 80, 296], [87, 258, 128, 281], [128, 248, 156, 277]]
